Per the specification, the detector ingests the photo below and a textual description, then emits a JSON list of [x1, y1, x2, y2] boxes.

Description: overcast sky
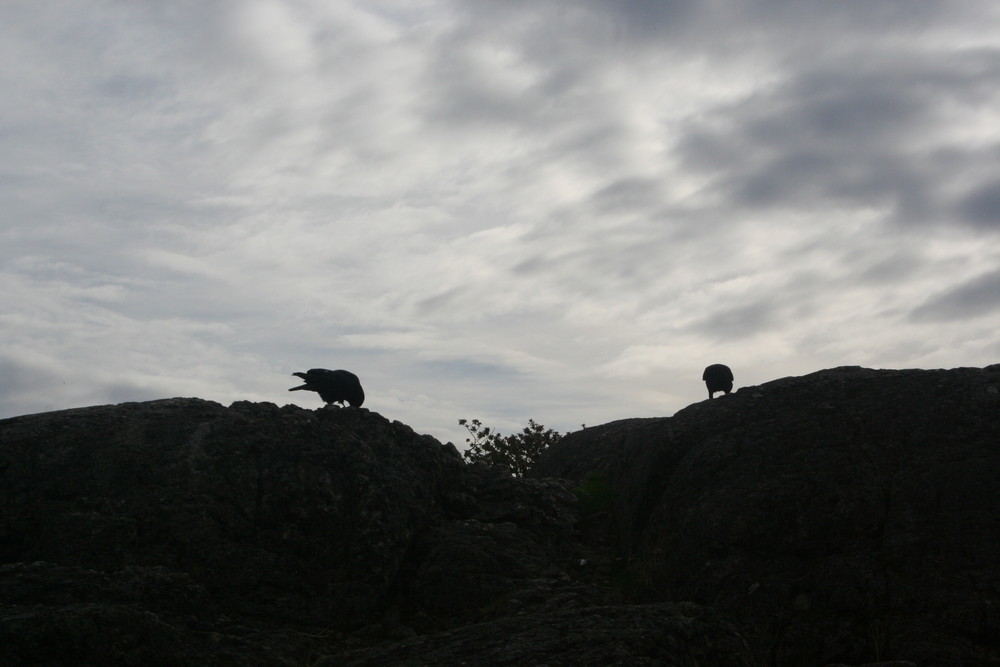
[[2, 1, 999, 445]]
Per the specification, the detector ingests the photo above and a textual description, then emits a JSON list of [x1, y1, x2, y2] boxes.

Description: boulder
[[534, 365, 1000, 666], [1, 399, 461, 630]]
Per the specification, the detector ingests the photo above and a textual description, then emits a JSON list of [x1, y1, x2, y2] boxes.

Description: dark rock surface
[[535, 364, 1000, 666], [1, 364, 998, 665], [1, 400, 458, 629], [327, 602, 752, 666], [0, 399, 649, 665]]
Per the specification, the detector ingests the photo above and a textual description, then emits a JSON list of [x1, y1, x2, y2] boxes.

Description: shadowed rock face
[[1, 400, 456, 629], [2, 399, 698, 664], [326, 602, 753, 667], [534, 364, 1000, 666], [1, 365, 998, 666]]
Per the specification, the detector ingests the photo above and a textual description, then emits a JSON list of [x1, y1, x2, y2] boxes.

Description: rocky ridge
[[1, 364, 998, 665]]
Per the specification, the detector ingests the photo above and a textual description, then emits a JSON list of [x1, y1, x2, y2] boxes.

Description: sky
[[2, 1, 999, 446]]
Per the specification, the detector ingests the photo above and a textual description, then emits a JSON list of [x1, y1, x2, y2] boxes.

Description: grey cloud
[[768, 73, 921, 147], [955, 180, 1000, 230], [911, 269, 1000, 322], [414, 287, 467, 316], [454, 1, 700, 43], [0, 356, 65, 419], [457, 0, 957, 56], [676, 51, 1000, 229], [516, 232, 683, 298], [420, 358, 520, 382], [736, 0, 959, 36], [689, 300, 777, 340], [858, 253, 921, 284], [589, 177, 664, 214], [0, 357, 48, 401], [420, 61, 536, 129], [423, 2, 704, 134], [573, 0, 699, 39], [95, 74, 163, 100], [512, 254, 547, 276], [683, 70, 922, 159]]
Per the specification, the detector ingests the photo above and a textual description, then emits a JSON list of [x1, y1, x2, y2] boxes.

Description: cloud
[[911, 269, 1000, 322], [676, 50, 1000, 229], [690, 300, 778, 341], [2, 2, 1000, 445], [955, 179, 1000, 230]]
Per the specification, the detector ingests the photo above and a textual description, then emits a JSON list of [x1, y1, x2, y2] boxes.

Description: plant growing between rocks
[[459, 418, 564, 476]]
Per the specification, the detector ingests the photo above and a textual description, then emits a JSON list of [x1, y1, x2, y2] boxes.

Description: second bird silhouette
[[702, 364, 734, 399]]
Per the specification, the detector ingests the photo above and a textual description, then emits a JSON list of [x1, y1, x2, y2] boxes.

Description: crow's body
[[289, 369, 365, 407], [702, 364, 734, 399]]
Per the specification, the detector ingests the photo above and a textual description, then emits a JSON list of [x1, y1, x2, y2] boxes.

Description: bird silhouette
[[702, 364, 734, 399], [289, 369, 365, 407]]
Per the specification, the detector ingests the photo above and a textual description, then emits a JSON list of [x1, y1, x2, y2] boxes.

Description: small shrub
[[459, 418, 563, 477]]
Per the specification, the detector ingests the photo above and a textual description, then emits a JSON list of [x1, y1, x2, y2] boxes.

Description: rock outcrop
[[536, 364, 1000, 666], [3, 399, 730, 665], [1, 364, 998, 665]]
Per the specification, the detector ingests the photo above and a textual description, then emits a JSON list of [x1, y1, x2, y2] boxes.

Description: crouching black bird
[[702, 364, 734, 399], [289, 368, 365, 407]]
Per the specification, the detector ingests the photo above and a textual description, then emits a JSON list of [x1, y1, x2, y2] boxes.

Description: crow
[[702, 364, 734, 399], [289, 369, 365, 407]]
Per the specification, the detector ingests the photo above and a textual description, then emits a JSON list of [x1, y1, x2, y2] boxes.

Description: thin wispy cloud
[[2, 1, 998, 444]]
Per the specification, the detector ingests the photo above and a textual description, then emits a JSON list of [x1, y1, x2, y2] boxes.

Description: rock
[[0, 398, 613, 664], [2, 365, 997, 665], [0, 562, 298, 666], [534, 365, 1000, 666], [0, 399, 462, 630], [325, 602, 753, 666]]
